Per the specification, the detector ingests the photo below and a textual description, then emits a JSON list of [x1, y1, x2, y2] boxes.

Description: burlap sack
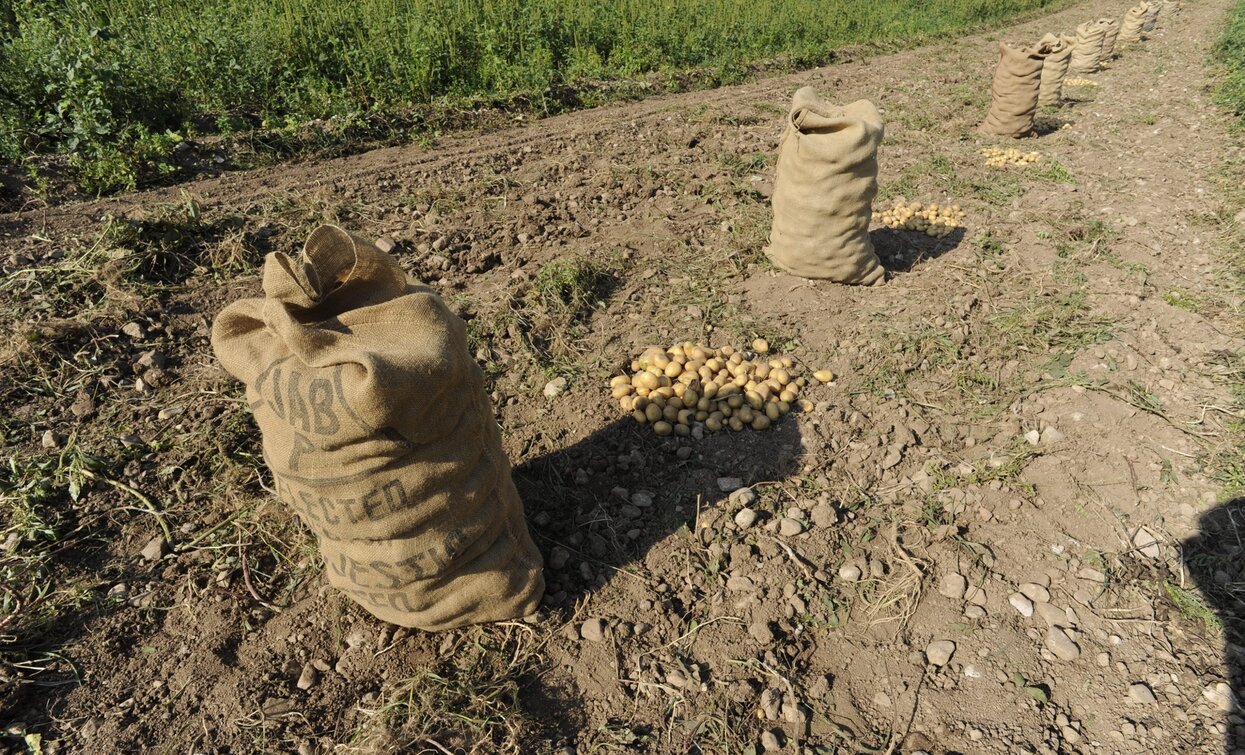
[[1120, 4, 1150, 44], [1071, 22, 1107, 73], [980, 42, 1046, 137], [1099, 18, 1121, 59], [765, 87, 885, 285], [1037, 33, 1073, 107], [1143, 2, 1161, 31], [211, 225, 545, 630]]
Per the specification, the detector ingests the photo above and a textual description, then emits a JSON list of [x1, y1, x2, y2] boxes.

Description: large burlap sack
[[980, 42, 1046, 137], [765, 87, 885, 285], [1071, 22, 1106, 73], [1037, 33, 1073, 107], [1099, 18, 1121, 59], [211, 225, 545, 630], [1120, 4, 1150, 44]]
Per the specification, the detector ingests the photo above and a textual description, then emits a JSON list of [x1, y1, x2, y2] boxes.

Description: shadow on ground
[[872, 226, 968, 273], [1184, 498, 1245, 755]]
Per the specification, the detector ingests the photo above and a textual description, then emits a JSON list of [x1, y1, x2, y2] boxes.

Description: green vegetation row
[[1217, 0, 1245, 124], [0, 0, 1063, 195]]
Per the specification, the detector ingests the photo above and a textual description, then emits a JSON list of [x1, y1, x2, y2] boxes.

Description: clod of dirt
[[1128, 682, 1158, 704], [548, 547, 570, 570], [717, 477, 744, 492], [1045, 627, 1081, 661], [40, 430, 59, 449], [761, 729, 784, 752], [1204, 682, 1234, 712], [1010, 592, 1035, 617], [749, 621, 775, 645], [140, 536, 168, 562], [925, 640, 956, 667], [543, 377, 568, 398], [734, 508, 759, 529], [580, 618, 606, 642], [296, 663, 320, 690], [121, 321, 147, 339], [838, 564, 862, 582], [729, 488, 758, 507], [939, 572, 968, 600], [760, 688, 782, 720]]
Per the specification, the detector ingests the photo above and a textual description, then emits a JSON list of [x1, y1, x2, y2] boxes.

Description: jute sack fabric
[[1071, 22, 1106, 72], [765, 87, 885, 285], [1099, 18, 1121, 59], [980, 42, 1046, 137], [211, 225, 545, 630], [1120, 3, 1150, 44], [1143, 2, 1161, 31], [1037, 33, 1073, 107]]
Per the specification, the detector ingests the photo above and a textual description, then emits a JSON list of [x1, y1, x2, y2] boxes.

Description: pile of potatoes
[[871, 200, 967, 239], [1063, 77, 1099, 87], [610, 340, 833, 436], [981, 146, 1041, 167]]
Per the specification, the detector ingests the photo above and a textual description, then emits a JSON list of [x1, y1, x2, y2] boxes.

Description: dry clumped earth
[[2, 0, 1245, 753]]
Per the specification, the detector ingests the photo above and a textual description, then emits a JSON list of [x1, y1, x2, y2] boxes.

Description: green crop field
[[1218, 0, 1245, 124], [1, 0, 1064, 194]]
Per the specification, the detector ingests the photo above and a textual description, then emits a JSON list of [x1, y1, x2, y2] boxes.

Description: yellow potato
[[729, 416, 744, 432], [695, 410, 709, 421], [752, 338, 769, 354], [751, 415, 771, 431], [633, 371, 659, 391], [737, 406, 755, 424], [662, 405, 678, 422], [653, 421, 673, 436], [765, 403, 781, 421], [684, 389, 699, 407], [745, 391, 764, 410], [610, 375, 630, 388], [706, 416, 723, 432], [813, 370, 834, 383], [674, 424, 690, 436], [632, 409, 647, 424], [664, 361, 683, 379], [612, 384, 634, 399], [645, 403, 663, 423]]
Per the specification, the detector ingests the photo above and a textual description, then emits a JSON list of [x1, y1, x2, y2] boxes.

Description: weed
[[1164, 581, 1223, 634], [1032, 159, 1075, 184], [1163, 289, 1201, 313]]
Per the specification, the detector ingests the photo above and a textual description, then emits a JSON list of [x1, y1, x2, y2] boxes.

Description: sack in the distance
[[1037, 33, 1073, 107], [1071, 22, 1106, 73], [1120, 3, 1151, 44], [765, 87, 885, 285], [211, 225, 545, 631], [1099, 18, 1121, 59], [980, 42, 1046, 137]]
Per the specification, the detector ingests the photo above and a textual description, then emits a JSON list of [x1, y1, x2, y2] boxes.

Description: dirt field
[[3, 0, 1245, 753]]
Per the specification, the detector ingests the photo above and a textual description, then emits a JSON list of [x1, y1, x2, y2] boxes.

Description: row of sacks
[[981, 1, 1179, 138]]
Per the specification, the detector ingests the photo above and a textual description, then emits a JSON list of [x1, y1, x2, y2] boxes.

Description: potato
[[703, 382, 720, 400], [729, 416, 745, 432], [674, 424, 690, 436], [779, 389, 796, 403], [610, 375, 631, 388], [755, 363, 771, 379], [765, 402, 781, 421], [662, 405, 678, 422], [706, 416, 723, 432], [620, 396, 636, 412], [655, 386, 675, 399], [664, 361, 683, 379], [745, 391, 764, 410], [799, 399, 815, 412], [726, 395, 744, 409], [813, 370, 834, 383], [720, 345, 736, 357], [751, 415, 771, 431], [669, 396, 684, 410], [632, 409, 648, 424], [612, 384, 634, 399], [777, 400, 791, 415], [720, 404, 733, 418], [677, 409, 694, 426], [633, 371, 659, 391], [645, 403, 663, 423], [684, 389, 699, 407], [695, 410, 709, 422], [737, 406, 755, 424], [752, 338, 769, 354], [653, 421, 673, 436], [771, 368, 790, 386]]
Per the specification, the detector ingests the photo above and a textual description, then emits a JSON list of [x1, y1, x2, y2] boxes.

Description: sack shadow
[[515, 412, 805, 610], [871, 226, 967, 273], [1183, 498, 1245, 753]]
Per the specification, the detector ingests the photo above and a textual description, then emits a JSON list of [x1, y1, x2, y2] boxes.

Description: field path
[[2, 0, 1244, 753]]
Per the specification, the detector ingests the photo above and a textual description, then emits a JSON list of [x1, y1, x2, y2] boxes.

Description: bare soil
[[3, 1, 1245, 753]]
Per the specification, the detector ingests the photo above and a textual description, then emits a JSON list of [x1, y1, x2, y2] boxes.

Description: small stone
[[630, 492, 654, 508], [717, 477, 744, 492], [542, 377, 567, 399], [1204, 682, 1234, 712], [1024, 429, 1041, 445], [1009, 593, 1034, 617], [749, 621, 775, 645], [761, 729, 783, 752], [1035, 602, 1067, 627], [1129, 682, 1157, 704], [1062, 726, 1082, 744], [939, 573, 967, 600], [729, 488, 757, 507], [580, 618, 605, 642], [926, 640, 956, 667], [121, 322, 146, 339], [374, 236, 398, 253], [964, 605, 986, 619], [548, 547, 570, 570], [140, 536, 168, 562], [1045, 627, 1080, 661], [1019, 583, 1051, 603], [157, 406, 184, 421], [40, 430, 59, 449], [1040, 427, 1065, 444], [1133, 527, 1161, 558], [838, 564, 862, 582], [1096, 652, 1110, 667], [296, 663, 320, 690], [734, 508, 759, 529], [778, 518, 804, 537], [727, 575, 756, 592]]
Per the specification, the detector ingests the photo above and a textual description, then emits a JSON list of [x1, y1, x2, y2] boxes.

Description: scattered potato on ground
[[871, 199, 968, 238]]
